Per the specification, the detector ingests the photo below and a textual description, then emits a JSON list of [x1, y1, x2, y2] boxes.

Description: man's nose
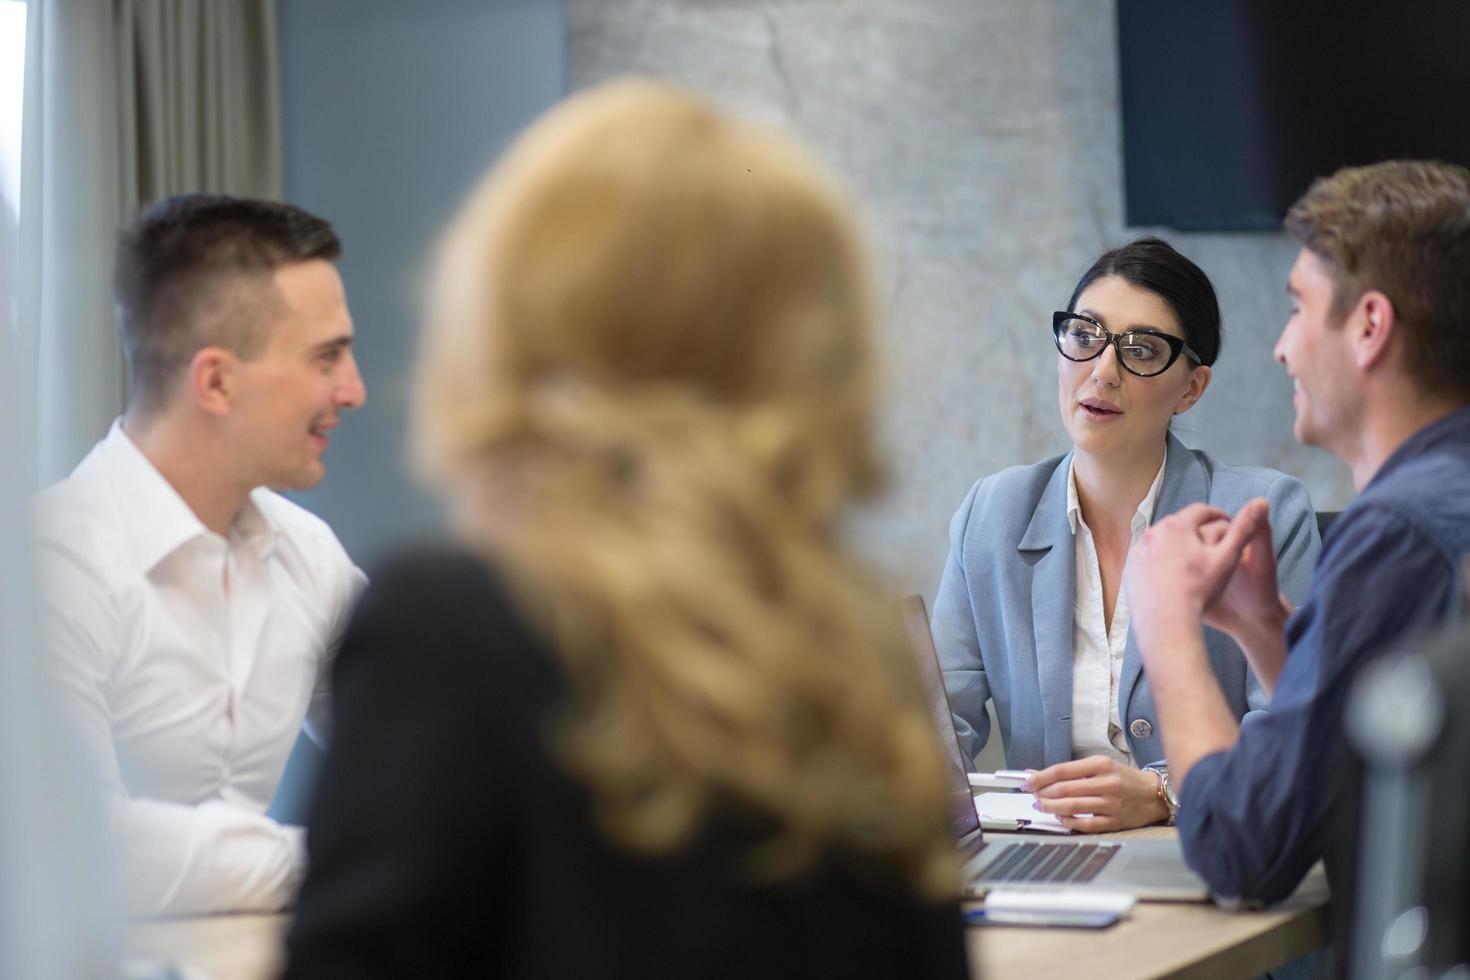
[[336, 354, 367, 409]]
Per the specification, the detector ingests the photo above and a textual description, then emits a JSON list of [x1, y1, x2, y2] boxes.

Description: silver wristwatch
[[1156, 767, 1180, 824], [1146, 764, 1181, 822]]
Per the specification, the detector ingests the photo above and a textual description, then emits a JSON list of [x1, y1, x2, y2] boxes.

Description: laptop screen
[[900, 596, 982, 841]]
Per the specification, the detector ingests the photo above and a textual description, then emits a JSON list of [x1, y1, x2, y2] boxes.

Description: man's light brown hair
[[114, 194, 341, 413], [1285, 160, 1470, 401]]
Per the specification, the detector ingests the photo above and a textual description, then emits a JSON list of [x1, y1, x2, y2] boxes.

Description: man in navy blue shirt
[[1120, 160, 1470, 905]]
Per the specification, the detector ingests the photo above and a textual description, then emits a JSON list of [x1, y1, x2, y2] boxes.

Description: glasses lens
[[1057, 318, 1107, 359], [1117, 333, 1173, 375]]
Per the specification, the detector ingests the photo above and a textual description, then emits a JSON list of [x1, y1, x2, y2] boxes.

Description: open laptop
[[902, 596, 1209, 902]]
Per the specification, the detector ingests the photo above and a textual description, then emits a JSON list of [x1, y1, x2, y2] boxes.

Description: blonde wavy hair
[[415, 79, 957, 898]]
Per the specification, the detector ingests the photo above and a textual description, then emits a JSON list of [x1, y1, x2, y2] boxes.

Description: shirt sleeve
[[932, 481, 993, 764], [34, 539, 307, 916], [1176, 506, 1456, 904], [302, 535, 368, 748], [1240, 473, 1323, 722]]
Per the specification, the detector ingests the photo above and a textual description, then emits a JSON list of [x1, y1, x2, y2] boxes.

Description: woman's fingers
[[1031, 776, 1120, 800], [1033, 795, 1117, 816], [1023, 755, 1116, 792], [1056, 814, 1120, 833]]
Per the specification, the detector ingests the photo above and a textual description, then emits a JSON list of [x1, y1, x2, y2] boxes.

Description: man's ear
[[1173, 364, 1212, 414], [1352, 291, 1397, 372], [188, 347, 237, 417]]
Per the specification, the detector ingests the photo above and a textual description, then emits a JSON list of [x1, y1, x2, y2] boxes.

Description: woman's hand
[[1024, 756, 1169, 832]]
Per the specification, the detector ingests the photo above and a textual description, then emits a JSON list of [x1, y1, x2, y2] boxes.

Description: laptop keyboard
[[975, 841, 1121, 884]]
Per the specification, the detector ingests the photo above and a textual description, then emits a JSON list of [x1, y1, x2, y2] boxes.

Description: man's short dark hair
[[114, 194, 341, 412], [1286, 160, 1470, 402]]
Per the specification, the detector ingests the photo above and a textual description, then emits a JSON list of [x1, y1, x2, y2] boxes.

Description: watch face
[[1162, 775, 1180, 810]]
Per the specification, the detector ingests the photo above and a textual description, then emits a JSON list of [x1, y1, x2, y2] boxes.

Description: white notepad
[[984, 889, 1136, 915], [973, 792, 1074, 833]]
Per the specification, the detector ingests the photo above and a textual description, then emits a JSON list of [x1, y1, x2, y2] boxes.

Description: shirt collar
[[1066, 443, 1169, 536], [101, 420, 277, 573], [1364, 404, 1470, 493], [236, 490, 278, 561]]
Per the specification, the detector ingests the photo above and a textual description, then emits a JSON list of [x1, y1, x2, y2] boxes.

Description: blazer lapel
[[1118, 434, 1211, 720], [1019, 454, 1077, 767]]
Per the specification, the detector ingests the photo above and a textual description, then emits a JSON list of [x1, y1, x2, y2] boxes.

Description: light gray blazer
[[932, 433, 1320, 770]]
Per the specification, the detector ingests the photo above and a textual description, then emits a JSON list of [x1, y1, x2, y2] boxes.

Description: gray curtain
[[1, 104, 117, 980], [18, 0, 282, 485], [118, 0, 283, 212]]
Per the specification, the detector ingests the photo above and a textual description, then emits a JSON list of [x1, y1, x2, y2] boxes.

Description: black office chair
[[1316, 510, 1341, 542], [1344, 610, 1470, 978], [1461, 553, 1470, 615]]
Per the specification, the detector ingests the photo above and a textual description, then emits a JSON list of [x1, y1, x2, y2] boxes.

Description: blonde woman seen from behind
[[283, 81, 968, 980]]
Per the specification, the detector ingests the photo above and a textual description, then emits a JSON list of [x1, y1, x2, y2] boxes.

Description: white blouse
[[1065, 448, 1167, 765]]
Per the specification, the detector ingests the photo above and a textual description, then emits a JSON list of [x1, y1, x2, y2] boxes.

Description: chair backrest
[[1346, 617, 1470, 977], [1316, 509, 1341, 541], [1460, 554, 1470, 615]]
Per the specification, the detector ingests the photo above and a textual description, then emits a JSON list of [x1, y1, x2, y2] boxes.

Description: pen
[[979, 818, 1028, 832], [967, 770, 1030, 790]]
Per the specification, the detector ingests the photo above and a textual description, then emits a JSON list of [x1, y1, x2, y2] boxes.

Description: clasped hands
[[1125, 496, 1290, 685]]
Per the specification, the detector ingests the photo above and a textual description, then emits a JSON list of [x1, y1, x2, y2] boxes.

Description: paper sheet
[[974, 791, 1074, 832]]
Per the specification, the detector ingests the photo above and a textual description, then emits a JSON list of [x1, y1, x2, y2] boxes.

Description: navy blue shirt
[[1177, 406, 1470, 904]]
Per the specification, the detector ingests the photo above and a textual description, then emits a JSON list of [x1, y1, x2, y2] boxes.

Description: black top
[[282, 546, 969, 979]]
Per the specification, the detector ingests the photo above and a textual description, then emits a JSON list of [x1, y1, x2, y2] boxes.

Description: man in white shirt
[[33, 194, 368, 916]]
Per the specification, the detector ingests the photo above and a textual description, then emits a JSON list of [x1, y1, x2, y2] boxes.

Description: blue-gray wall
[[271, 0, 565, 821], [278, 0, 567, 570]]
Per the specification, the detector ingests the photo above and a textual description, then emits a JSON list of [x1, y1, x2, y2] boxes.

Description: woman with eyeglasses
[[931, 237, 1320, 832]]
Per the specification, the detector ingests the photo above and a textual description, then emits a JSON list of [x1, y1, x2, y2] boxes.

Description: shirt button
[[1129, 718, 1154, 739]]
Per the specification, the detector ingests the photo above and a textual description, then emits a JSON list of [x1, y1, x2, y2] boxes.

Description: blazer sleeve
[[1244, 473, 1321, 721], [931, 480, 993, 763], [283, 550, 522, 979], [1268, 474, 1320, 616]]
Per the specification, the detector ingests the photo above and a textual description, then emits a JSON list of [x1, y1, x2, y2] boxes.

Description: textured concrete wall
[[570, 0, 1355, 602]]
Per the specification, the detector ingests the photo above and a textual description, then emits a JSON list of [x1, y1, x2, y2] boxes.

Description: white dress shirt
[[32, 421, 365, 916], [1065, 448, 1167, 765]]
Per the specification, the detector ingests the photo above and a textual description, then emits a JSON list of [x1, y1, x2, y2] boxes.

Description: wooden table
[[125, 913, 287, 980], [969, 826, 1331, 980], [123, 828, 1329, 980]]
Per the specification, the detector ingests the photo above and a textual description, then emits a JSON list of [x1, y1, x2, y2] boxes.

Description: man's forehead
[[263, 260, 352, 349], [1287, 247, 1328, 286], [271, 258, 345, 299]]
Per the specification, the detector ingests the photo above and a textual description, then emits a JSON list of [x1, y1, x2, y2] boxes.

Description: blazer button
[[1129, 718, 1154, 739]]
